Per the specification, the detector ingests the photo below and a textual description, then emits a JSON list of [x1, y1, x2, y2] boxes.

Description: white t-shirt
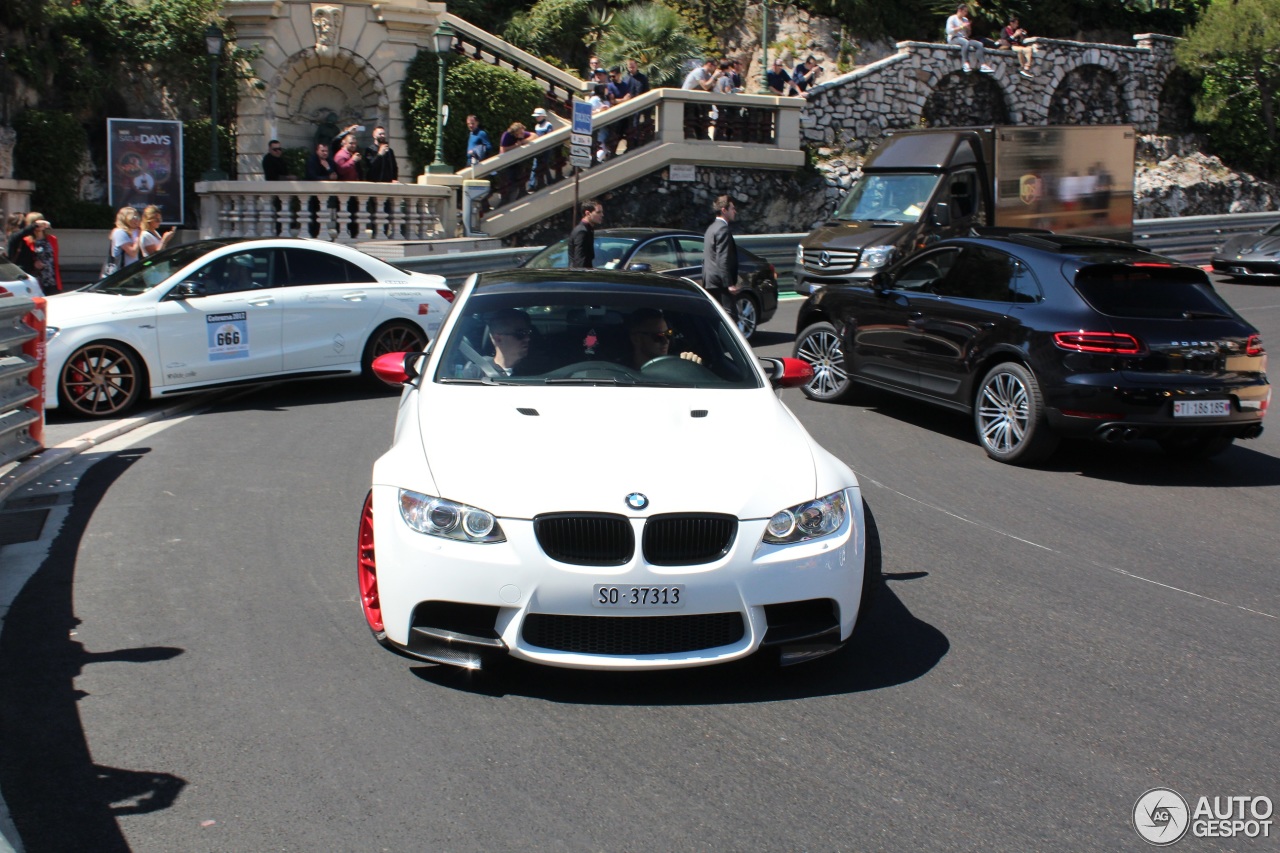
[[112, 227, 138, 265]]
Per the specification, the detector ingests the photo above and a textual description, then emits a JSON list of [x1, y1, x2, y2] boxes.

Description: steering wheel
[[543, 360, 639, 379], [640, 355, 685, 370]]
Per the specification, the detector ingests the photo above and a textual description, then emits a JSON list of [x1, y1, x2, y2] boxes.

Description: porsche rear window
[[1073, 265, 1236, 319]]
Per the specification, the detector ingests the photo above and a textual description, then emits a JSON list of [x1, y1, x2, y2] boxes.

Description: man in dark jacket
[[702, 194, 739, 321], [568, 200, 604, 268], [363, 126, 399, 182]]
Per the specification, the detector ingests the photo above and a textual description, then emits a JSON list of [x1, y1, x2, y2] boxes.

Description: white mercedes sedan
[[358, 268, 876, 672], [44, 238, 453, 417]]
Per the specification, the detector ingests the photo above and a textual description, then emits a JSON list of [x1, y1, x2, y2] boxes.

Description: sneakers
[[979, 64, 995, 73], [962, 62, 972, 73], [1019, 69, 1034, 78]]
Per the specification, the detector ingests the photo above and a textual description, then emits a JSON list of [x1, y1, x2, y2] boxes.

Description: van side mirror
[[931, 203, 951, 227]]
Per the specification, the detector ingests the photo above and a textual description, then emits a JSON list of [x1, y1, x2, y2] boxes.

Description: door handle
[[343, 292, 367, 302], [907, 312, 926, 328], [247, 296, 275, 306]]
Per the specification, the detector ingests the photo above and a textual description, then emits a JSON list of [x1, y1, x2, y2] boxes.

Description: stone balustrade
[[195, 180, 454, 242]]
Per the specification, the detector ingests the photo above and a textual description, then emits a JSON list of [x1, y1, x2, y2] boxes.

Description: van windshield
[[833, 173, 940, 224]]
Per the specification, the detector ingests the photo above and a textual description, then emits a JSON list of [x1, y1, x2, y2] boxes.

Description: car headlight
[[794, 245, 804, 265], [763, 491, 848, 544], [859, 245, 895, 269], [398, 488, 505, 543], [45, 326, 60, 341]]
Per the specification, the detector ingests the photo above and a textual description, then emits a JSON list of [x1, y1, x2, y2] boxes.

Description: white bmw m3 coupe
[[359, 268, 876, 672]]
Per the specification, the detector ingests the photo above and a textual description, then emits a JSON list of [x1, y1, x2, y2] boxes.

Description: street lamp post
[[202, 24, 227, 182], [426, 22, 455, 174], [757, 0, 771, 94]]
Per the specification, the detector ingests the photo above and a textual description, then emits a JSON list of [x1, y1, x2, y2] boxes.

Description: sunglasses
[[498, 328, 534, 340], [634, 329, 676, 343]]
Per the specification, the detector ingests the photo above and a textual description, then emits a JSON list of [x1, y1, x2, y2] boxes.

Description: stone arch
[[265, 47, 390, 151], [1048, 63, 1128, 125], [1157, 67, 1197, 133], [922, 70, 1011, 127]]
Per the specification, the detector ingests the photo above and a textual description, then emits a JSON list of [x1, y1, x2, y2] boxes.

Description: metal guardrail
[[1133, 211, 1280, 264], [0, 296, 44, 469], [390, 215, 1276, 286]]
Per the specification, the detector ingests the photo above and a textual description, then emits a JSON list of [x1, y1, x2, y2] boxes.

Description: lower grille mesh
[[522, 612, 745, 655]]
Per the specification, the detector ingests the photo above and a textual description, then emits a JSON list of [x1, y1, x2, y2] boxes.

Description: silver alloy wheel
[[977, 370, 1029, 454], [796, 326, 848, 399], [736, 295, 759, 339]]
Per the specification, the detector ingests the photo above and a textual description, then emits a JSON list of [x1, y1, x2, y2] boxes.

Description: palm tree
[[596, 3, 708, 87]]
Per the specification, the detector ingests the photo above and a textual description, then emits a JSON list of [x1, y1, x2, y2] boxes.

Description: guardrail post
[[22, 298, 47, 448]]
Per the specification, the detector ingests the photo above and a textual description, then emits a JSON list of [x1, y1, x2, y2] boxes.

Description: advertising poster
[[107, 118, 184, 224]]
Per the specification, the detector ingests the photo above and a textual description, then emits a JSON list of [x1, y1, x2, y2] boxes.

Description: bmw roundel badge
[[625, 492, 649, 510]]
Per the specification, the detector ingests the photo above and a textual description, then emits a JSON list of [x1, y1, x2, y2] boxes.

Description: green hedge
[[403, 54, 544, 172], [12, 110, 90, 224]]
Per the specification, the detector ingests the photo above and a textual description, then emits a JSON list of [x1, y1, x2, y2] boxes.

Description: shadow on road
[[409, 503, 950, 704], [813, 388, 1280, 487], [0, 448, 187, 853]]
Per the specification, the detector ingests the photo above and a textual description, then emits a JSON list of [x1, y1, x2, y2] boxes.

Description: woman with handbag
[[107, 207, 141, 275]]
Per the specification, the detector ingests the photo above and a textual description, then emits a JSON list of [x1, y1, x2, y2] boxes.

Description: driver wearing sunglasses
[[487, 308, 538, 375], [627, 308, 702, 370]]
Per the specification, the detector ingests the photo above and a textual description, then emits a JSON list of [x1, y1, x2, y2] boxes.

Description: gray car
[[1211, 222, 1280, 280], [522, 229, 779, 339]]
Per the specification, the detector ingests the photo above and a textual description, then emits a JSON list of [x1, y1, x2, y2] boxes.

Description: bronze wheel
[[59, 342, 144, 418]]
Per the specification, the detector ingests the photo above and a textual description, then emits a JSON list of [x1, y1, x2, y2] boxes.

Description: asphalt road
[[2, 285, 1278, 852]]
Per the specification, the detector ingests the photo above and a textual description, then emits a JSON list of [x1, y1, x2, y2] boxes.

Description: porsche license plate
[[1173, 399, 1231, 418], [593, 585, 685, 608]]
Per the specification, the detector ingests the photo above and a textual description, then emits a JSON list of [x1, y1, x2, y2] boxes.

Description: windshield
[[833, 173, 941, 223], [0, 260, 29, 283], [89, 241, 228, 296], [524, 237, 641, 271], [434, 288, 761, 389]]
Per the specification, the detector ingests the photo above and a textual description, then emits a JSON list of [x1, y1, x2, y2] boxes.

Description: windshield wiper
[[542, 376, 636, 385], [439, 376, 497, 385]]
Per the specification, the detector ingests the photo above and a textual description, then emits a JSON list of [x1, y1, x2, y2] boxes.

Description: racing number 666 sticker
[[207, 312, 249, 361]]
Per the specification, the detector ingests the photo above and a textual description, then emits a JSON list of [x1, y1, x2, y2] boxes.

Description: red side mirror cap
[[372, 351, 412, 385]]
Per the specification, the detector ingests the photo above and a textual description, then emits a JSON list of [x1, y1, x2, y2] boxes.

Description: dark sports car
[[522, 228, 778, 339], [793, 233, 1269, 465], [1211, 221, 1280, 280]]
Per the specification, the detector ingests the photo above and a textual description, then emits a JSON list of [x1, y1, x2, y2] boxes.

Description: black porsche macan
[[793, 233, 1269, 465]]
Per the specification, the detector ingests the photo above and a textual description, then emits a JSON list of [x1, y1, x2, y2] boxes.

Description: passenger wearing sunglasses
[[461, 308, 543, 379], [626, 308, 702, 370]]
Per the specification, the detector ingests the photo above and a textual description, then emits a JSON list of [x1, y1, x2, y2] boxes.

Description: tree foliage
[[596, 3, 710, 87], [1175, 0, 1280, 176], [504, 0, 597, 70], [402, 55, 544, 171]]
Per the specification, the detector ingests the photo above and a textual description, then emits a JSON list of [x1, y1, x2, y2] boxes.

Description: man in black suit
[[568, 200, 604, 268], [702, 194, 739, 321]]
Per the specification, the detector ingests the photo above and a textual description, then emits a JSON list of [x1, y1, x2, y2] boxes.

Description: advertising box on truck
[[794, 125, 1136, 294]]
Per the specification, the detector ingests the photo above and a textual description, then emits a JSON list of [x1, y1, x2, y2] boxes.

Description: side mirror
[[760, 356, 815, 390], [931, 203, 951, 228], [627, 263, 652, 272], [869, 271, 890, 294], [168, 280, 206, 300], [372, 351, 427, 385]]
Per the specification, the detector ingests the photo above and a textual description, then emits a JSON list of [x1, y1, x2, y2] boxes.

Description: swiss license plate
[[1173, 399, 1231, 418], [593, 584, 685, 608]]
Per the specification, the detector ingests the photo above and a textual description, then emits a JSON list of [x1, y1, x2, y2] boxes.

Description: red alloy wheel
[[357, 491, 385, 635]]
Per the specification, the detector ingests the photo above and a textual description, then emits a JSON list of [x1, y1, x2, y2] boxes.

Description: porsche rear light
[[1053, 331, 1144, 354], [437, 288, 456, 303], [1246, 334, 1264, 356]]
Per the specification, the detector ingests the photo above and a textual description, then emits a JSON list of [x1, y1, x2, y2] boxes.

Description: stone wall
[[802, 34, 1179, 153]]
